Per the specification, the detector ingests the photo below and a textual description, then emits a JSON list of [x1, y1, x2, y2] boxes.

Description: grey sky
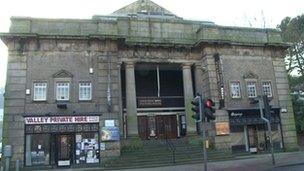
[[0, 0, 303, 88]]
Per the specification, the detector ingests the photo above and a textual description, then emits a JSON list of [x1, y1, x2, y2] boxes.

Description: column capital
[[194, 62, 202, 67], [124, 61, 135, 68], [181, 62, 193, 69]]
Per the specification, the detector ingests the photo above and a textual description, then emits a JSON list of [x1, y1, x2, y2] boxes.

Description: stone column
[[182, 63, 195, 133], [125, 62, 138, 136], [117, 63, 124, 137], [194, 63, 203, 94], [272, 57, 298, 150]]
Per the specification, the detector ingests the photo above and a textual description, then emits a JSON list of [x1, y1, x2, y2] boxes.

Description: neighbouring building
[[0, 0, 298, 169]]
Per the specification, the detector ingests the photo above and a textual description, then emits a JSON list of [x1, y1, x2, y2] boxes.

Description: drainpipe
[[258, 97, 275, 165]]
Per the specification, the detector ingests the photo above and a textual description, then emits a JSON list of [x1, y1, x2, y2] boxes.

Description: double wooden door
[[138, 115, 178, 139]]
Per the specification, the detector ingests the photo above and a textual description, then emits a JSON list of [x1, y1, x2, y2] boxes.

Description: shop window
[[230, 81, 241, 98], [262, 81, 272, 97], [33, 82, 47, 101], [25, 134, 50, 166], [79, 81, 92, 101], [56, 82, 70, 101], [246, 82, 257, 98], [75, 132, 99, 164]]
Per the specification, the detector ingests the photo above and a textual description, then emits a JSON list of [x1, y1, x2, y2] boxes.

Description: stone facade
[[0, 0, 298, 168]]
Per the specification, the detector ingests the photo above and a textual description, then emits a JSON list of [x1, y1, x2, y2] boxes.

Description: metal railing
[[165, 138, 176, 164]]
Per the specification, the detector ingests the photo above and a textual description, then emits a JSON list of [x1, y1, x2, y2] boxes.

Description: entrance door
[[248, 125, 267, 152], [138, 116, 149, 139], [156, 115, 177, 139], [57, 134, 74, 166]]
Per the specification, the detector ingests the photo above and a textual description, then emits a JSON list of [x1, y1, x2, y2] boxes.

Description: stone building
[[0, 0, 298, 169]]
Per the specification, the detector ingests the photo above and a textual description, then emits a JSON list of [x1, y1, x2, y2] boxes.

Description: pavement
[[34, 151, 304, 171], [120, 151, 304, 171]]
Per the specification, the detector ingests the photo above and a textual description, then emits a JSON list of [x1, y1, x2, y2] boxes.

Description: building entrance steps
[[102, 137, 245, 170]]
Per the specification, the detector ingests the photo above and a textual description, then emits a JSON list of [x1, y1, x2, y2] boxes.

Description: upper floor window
[[247, 82, 257, 98], [262, 81, 272, 97], [56, 82, 69, 101], [79, 82, 92, 101], [33, 83, 47, 101], [230, 81, 241, 98]]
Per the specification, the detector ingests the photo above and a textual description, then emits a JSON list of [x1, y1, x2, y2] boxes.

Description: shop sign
[[230, 112, 243, 117], [138, 98, 162, 107], [24, 116, 99, 125], [101, 127, 120, 141], [215, 122, 230, 135]]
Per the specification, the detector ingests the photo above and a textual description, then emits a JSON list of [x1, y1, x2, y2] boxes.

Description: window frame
[[261, 81, 273, 97], [33, 82, 47, 101], [230, 81, 241, 99], [246, 81, 257, 98], [56, 81, 70, 101], [79, 81, 92, 101]]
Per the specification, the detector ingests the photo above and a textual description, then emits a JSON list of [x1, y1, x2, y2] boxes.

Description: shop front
[[228, 109, 283, 153], [24, 116, 100, 167]]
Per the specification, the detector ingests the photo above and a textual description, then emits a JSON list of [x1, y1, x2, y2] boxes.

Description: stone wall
[[272, 53, 298, 150]]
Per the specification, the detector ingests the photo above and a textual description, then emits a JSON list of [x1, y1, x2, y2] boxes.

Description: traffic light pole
[[201, 118, 207, 171], [258, 97, 275, 166], [198, 94, 207, 171], [192, 93, 209, 171]]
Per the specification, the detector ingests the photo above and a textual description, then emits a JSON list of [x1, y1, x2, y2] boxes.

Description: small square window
[[33, 82, 47, 101], [79, 82, 92, 101], [262, 81, 272, 97], [230, 82, 241, 98], [247, 82, 257, 98], [56, 82, 69, 101]]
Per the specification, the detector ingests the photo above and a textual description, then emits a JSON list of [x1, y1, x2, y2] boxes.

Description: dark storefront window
[[25, 134, 50, 166]]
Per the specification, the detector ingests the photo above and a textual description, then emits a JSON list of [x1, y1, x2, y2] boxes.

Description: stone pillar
[[117, 63, 124, 137], [182, 63, 195, 133], [194, 63, 203, 94], [125, 62, 138, 136], [272, 57, 298, 150]]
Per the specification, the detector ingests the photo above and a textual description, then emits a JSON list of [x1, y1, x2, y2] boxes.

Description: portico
[[123, 61, 201, 138]]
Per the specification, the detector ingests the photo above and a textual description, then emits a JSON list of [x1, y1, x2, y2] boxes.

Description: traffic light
[[204, 99, 216, 121], [191, 95, 202, 122]]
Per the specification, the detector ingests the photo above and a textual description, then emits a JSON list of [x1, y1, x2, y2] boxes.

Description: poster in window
[[101, 127, 120, 141], [215, 122, 230, 135]]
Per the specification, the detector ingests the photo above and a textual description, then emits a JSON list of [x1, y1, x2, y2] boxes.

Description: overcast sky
[[0, 0, 303, 88]]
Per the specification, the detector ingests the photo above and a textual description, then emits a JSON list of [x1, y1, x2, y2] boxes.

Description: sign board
[[215, 122, 230, 136], [101, 127, 120, 141], [24, 116, 99, 125], [138, 99, 162, 107], [105, 120, 115, 127]]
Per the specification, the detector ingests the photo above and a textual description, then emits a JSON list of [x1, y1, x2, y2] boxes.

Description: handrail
[[165, 138, 176, 164]]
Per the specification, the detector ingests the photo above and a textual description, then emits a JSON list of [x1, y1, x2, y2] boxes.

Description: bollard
[[5, 158, 9, 171], [3, 145, 12, 171], [15, 159, 19, 171]]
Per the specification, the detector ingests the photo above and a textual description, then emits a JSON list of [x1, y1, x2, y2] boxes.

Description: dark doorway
[[248, 125, 267, 152], [56, 134, 74, 167]]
